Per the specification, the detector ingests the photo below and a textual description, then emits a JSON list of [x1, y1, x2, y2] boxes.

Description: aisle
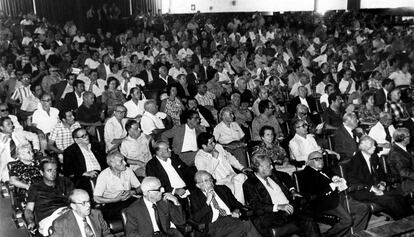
[[0, 196, 29, 237]]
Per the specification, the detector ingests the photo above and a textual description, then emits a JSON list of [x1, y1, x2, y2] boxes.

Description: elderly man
[[338, 69, 356, 95], [186, 98, 216, 129], [32, 93, 60, 135], [94, 151, 141, 221], [333, 112, 361, 161], [104, 104, 128, 152], [161, 110, 205, 166], [290, 73, 312, 97], [289, 86, 317, 115], [347, 136, 413, 220], [290, 104, 319, 135], [25, 158, 74, 236], [146, 141, 192, 199], [125, 176, 186, 237], [48, 109, 81, 157], [0, 116, 40, 182], [140, 100, 167, 138], [190, 170, 261, 237], [243, 153, 320, 237], [76, 91, 104, 137], [368, 112, 395, 155], [300, 151, 369, 236], [388, 128, 414, 195], [63, 128, 106, 194], [195, 132, 249, 204], [50, 189, 111, 237], [0, 103, 23, 131], [289, 119, 339, 166]]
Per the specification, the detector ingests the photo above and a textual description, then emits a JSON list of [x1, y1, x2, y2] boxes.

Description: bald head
[[307, 151, 324, 170]]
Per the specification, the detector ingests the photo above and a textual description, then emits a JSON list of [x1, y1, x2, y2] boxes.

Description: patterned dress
[[164, 98, 183, 126]]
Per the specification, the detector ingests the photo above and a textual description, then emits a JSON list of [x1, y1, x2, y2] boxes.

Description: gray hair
[[393, 128, 409, 143], [343, 112, 357, 123], [141, 176, 161, 193], [106, 151, 123, 166], [358, 135, 375, 151], [144, 99, 156, 111]]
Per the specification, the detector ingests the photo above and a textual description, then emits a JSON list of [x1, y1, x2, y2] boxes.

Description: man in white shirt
[[177, 41, 194, 61], [368, 112, 395, 155], [124, 176, 185, 237], [338, 69, 356, 95], [104, 105, 128, 153], [290, 73, 312, 97], [140, 100, 166, 138], [50, 189, 111, 237], [32, 93, 60, 135]]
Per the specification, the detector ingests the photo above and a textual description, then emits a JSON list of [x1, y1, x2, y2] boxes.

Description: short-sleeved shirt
[[27, 178, 73, 222], [32, 106, 60, 134], [49, 122, 81, 151], [77, 104, 101, 123], [93, 167, 140, 199]]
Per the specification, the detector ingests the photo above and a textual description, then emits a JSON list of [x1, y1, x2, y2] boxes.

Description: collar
[[156, 156, 171, 164], [361, 151, 371, 162], [395, 142, 407, 152], [185, 124, 195, 131], [343, 124, 354, 136]]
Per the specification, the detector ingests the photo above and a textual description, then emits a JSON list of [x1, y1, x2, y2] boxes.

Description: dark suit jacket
[[374, 88, 387, 109], [185, 73, 198, 97], [51, 80, 68, 102], [243, 170, 294, 227], [289, 96, 317, 115], [138, 70, 160, 90], [299, 166, 340, 212], [161, 124, 203, 156], [197, 106, 216, 128], [63, 142, 106, 182], [190, 185, 244, 234], [61, 92, 79, 111], [125, 198, 186, 237], [145, 156, 191, 193], [347, 151, 387, 200], [51, 209, 111, 237], [97, 63, 109, 80], [199, 65, 216, 82], [333, 125, 357, 161], [388, 144, 414, 194]]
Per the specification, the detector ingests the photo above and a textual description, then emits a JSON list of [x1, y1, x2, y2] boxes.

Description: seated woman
[[160, 84, 186, 126], [9, 145, 42, 194], [253, 126, 296, 175], [358, 91, 381, 125], [101, 77, 126, 115]]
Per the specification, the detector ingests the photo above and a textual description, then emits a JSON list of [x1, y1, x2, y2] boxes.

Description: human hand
[[377, 182, 386, 191], [83, 170, 98, 178], [212, 149, 219, 159], [291, 190, 303, 200], [163, 193, 180, 206], [27, 222, 36, 231], [231, 209, 241, 218], [174, 188, 186, 197], [120, 190, 133, 201], [277, 204, 294, 215], [205, 189, 215, 205], [371, 186, 384, 196]]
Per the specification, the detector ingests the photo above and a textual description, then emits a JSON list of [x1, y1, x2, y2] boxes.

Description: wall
[[360, 0, 414, 9]]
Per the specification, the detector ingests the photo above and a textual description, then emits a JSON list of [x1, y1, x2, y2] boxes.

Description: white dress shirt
[[32, 106, 60, 134], [156, 157, 186, 190], [104, 116, 128, 152], [124, 99, 147, 119], [362, 152, 372, 174], [72, 211, 96, 237], [289, 134, 321, 162], [339, 79, 356, 94], [255, 174, 289, 212], [299, 97, 310, 110], [140, 111, 165, 135], [181, 125, 198, 152], [368, 122, 395, 155], [204, 191, 231, 223]]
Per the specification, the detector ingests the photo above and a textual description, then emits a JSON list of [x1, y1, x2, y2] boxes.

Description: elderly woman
[[160, 84, 186, 126], [253, 126, 296, 174], [9, 145, 42, 192], [102, 77, 126, 115], [358, 91, 381, 124]]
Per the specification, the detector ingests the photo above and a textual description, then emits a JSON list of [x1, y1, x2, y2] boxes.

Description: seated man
[[289, 119, 339, 167], [25, 158, 74, 236], [0, 103, 23, 131], [186, 97, 216, 129], [333, 112, 361, 161], [50, 189, 111, 237], [63, 128, 106, 195], [140, 99, 167, 139], [120, 120, 152, 177], [93, 151, 141, 221], [368, 112, 395, 155], [388, 128, 414, 195], [31, 93, 60, 135], [300, 151, 369, 236], [125, 176, 186, 237], [104, 104, 128, 152], [146, 141, 192, 199], [322, 93, 344, 131], [0, 116, 40, 182], [47, 109, 81, 160], [195, 132, 249, 204], [76, 91, 104, 137], [243, 153, 320, 237], [251, 99, 283, 142], [190, 170, 260, 237], [161, 110, 205, 166], [347, 135, 413, 220], [289, 86, 317, 116]]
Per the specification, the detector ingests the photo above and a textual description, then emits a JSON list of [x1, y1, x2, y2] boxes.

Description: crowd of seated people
[[1, 7, 414, 237]]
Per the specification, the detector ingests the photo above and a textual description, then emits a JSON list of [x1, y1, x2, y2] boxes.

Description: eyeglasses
[[76, 133, 88, 139], [310, 157, 323, 161], [0, 109, 8, 112], [197, 178, 213, 184], [72, 200, 91, 206], [41, 99, 52, 102], [148, 187, 163, 192], [296, 124, 309, 129]]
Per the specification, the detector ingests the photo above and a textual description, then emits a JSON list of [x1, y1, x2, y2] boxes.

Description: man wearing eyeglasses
[[125, 176, 186, 237], [289, 120, 339, 167], [299, 151, 369, 236], [104, 104, 128, 152], [50, 189, 111, 237], [63, 128, 106, 195], [32, 93, 60, 135], [190, 170, 261, 237]]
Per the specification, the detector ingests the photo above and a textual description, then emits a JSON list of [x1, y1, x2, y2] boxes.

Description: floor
[[0, 194, 29, 237]]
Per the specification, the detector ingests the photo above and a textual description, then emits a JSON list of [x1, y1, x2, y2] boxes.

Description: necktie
[[152, 204, 167, 234], [265, 178, 274, 190], [83, 218, 95, 237], [211, 195, 227, 216], [383, 126, 391, 143], [9, 137, 16, 159], [352, 130, 357, 143]]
